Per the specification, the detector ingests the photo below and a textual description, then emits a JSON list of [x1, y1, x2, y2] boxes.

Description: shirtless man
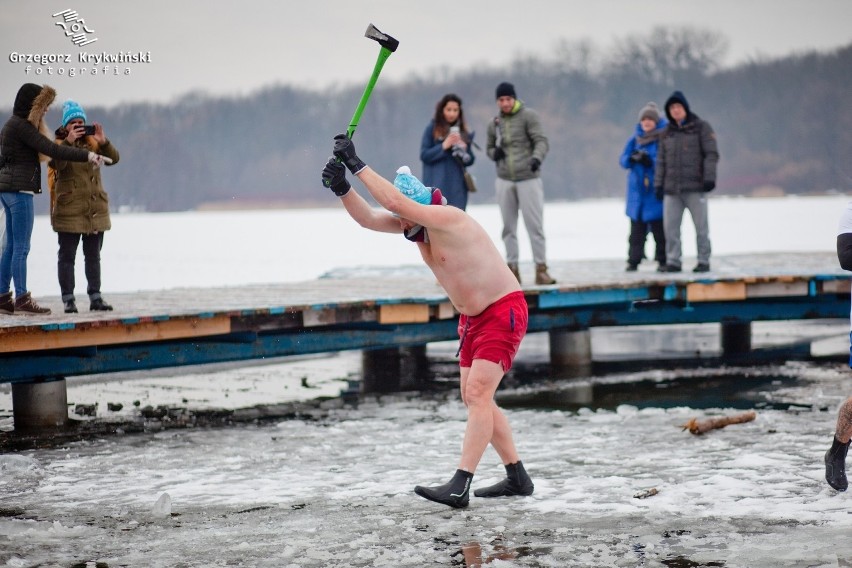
[[322, 134, 534, 508], [825, 202, 852, 491]]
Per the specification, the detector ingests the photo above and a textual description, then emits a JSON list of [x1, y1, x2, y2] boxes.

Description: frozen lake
[[2, 195, 852, 566]]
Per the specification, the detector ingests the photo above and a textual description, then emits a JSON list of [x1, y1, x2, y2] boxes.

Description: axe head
[[365, 23, 399, 53]]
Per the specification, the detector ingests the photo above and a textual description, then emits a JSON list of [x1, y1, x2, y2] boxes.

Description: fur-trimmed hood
[[12, 83, 56, 162]]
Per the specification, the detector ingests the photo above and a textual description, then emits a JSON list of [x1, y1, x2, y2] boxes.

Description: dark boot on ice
[[534, 264, 556, 285], [825, 436, 850, 491], [90, 297, 113, 311], [414, 469, 472, 508], [474, 461, 534, 498]]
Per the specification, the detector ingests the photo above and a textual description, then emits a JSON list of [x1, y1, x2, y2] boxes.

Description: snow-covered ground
[[1, 355, 852, 567]]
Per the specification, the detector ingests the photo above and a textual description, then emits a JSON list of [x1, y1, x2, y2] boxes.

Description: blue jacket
[[619, 119, 667, 222], [420, 120, 475, 209]]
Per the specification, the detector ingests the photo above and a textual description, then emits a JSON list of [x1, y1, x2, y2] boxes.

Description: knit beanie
[[393, 166, 432, 205], [638, 101, 660, 122], [61, 100, 87, 126], [495, 82, 516, 99]]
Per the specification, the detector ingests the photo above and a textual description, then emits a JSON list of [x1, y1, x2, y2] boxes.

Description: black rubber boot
[[474, 461, 534, 498], [414, 469, 472, 508], [825, 436, 850, 491]]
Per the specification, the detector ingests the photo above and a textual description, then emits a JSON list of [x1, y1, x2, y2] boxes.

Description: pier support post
[[549, 329, 592, 377], [361, 345, 429, 393], [721, 321, 752, 356], [11, 378, 69, 430]]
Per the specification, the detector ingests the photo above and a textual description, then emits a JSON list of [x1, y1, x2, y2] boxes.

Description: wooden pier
[[1, 252, 849, 428]]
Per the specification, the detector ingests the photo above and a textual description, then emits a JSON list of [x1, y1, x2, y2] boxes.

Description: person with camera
[[0, 84, 108, 316], [618, 101, 668, 272], [419, 93, 475, 210], [48, 100, 120, 313], [322, 133, 535, 509], [486, 82, 555, 285], [654, 90, 719, 273]]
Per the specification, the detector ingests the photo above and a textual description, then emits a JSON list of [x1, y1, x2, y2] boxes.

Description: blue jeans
[[0, 192, 35, 297]]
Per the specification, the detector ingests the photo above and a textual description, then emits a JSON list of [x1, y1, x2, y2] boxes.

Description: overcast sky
[[1, 0, 851, 109]]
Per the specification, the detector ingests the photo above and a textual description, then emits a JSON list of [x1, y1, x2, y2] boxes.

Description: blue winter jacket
[[420, 120, 475, 209], [619, 119, 667, 222]]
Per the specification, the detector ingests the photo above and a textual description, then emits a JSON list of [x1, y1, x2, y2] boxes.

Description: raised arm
[[321, 158, 399, 234]]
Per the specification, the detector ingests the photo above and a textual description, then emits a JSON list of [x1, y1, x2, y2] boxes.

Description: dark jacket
[[50, 134, 120, 234], [486, 100, 548, 182], [619, 119, 668, 222], [654, 91, 719, 196], [0, 84, 89, 194], [419, 120, 475, 209]]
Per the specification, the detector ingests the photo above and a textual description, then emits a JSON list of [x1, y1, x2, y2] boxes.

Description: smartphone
[[449, 126, 460, 135], [81, 125, 96, 136]]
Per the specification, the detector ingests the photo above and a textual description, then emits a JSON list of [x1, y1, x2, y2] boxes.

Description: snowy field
[[1, 195, 852, 567]]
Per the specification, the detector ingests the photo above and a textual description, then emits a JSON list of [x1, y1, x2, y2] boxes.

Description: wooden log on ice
[[681, 411, 757, 435]]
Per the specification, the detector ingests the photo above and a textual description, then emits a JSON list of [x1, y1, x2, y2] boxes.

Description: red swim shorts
[[457, 290, 528, 371]]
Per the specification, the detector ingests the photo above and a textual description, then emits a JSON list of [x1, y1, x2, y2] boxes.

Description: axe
[[346, 23, 399, 139]]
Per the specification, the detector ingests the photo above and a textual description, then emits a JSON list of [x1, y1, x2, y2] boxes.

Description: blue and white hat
[[61, 99, 87, 126], [393, 166, 431, 205]]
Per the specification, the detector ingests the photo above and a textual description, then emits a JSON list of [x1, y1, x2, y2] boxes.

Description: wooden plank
[[686, 281, 747, 302], [0, 316, 231, 354], [823, 280, 852, 294], [436, 302, 457, 320], [746, 281, 809, 298], [378, 304, 430, 324]]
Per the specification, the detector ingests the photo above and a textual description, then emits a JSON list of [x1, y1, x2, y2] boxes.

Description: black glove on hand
[[529, 157, 541, 172], [332, 134, 367, 175], [322, 158, 351, 197], [655, 187, 664, 201], [492, 147, 506, 161], [703, 180, 716, 192], [630, 150, 652, 167]]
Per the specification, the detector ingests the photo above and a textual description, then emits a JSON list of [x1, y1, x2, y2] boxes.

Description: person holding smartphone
[[49, 100, 120, 313], [419, 93, 475, 210]]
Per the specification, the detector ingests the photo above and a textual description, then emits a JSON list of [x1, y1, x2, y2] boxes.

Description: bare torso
[[416, 213, 520, 316]]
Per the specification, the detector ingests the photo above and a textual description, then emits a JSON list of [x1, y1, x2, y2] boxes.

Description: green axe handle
[[346, 46, 393, 139]]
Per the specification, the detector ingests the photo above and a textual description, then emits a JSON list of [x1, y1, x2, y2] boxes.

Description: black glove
[[703, 180, 716, 192], [321, 158, 351, 197], [655, 187, 664, 201], [492, 147, 506, 161], [529, 157, 541, 172], [332, 134, 367, 175], [630, 150, 652, 167]]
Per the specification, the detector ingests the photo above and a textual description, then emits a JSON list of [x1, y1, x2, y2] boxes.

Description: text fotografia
[[8, 51, 152, 77]]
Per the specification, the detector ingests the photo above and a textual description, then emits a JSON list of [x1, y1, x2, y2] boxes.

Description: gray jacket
[[486, 101, 549, 182]]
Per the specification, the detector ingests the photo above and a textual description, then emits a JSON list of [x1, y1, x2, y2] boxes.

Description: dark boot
[[0, 292, 13, 315], [825, 436, 850, 491], [535, 264, 556, 285], [64, 299, 78, 313], [90, 297, 113, 311], [14, 292, 51, 315], [474, 461, 534, 498], [507, 263, 521, 284], [414, 469, 472, 508]]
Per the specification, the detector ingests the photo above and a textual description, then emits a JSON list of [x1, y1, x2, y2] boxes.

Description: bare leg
[[458, 359, 513, 473], [835, 397, 852, 443]]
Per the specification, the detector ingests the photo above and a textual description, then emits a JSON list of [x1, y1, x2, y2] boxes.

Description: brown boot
[[535, 263, 556, 285], [507, 263, 521, 284], [0, 292, 13, 315], [14, 292, 51, 315]]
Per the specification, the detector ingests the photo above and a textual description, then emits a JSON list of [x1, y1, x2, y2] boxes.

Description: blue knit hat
[[61, 100, 87, 126], [393, 166, 431, 205]]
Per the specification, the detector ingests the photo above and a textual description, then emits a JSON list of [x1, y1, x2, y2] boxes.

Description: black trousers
[[57, 232, 104, 300], [627, 219, 665, 266]]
